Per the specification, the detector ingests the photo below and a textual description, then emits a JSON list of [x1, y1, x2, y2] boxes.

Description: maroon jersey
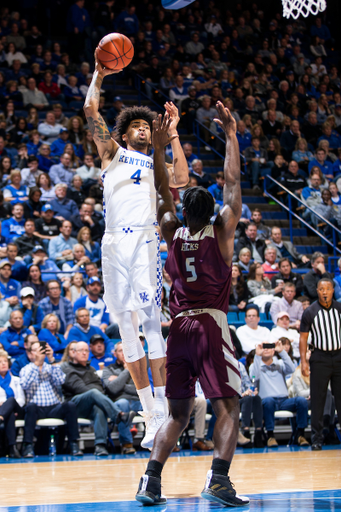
[[165, 225, 232, 317]]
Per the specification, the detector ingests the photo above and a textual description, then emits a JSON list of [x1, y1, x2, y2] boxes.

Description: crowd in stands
[[0, 0, 340, 456]]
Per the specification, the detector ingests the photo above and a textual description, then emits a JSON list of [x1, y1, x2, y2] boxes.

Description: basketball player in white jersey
[[84, 50, 189, 448]]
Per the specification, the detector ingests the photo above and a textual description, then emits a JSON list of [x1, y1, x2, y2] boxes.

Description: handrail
[[264, 174, 341, 256], [134, 74, 247, 175]]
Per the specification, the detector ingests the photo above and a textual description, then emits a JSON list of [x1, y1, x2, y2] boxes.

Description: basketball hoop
[[281, 0, 326, 19]]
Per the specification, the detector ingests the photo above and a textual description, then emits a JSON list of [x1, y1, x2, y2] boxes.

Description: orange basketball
[[97, 33, 134, 70]]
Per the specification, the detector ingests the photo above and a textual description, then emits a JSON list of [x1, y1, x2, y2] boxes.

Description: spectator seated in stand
[[3, 172, 28, 206], [49, 153, 76, 187], [268, 311, 300, 359], [238, 361, 264, 448], [237, 247, 252, 273], [236, 305, 272, 355], [62, 244, 90, 274], [0, 348, 25, 459], [229, 264, 248, 313], [76, 227, 101, 265], [207, 171, 225, 213], [22, 77, 49, 110], [1, 242, 28, 281], [73, 277, 109, 332], [235, 223, 266, 264], [0, 260, 21, 306], [67, 307, 111, 348], [21, 156, 43, 188], [271, 258, 304, 297], [62, 341, 132, 457], [0, 310, 32, 357], [249, 340, 309, 448], [70, 202, 103, 242], [37, 111, 63, 144], [49, 185, 79, 222], [17, 287, 44, 334], [303, 251, 333, 301], [24, 245, 60, 282], [2, 203, 26, 243], [15, 220, 42, 257], [21, 265, 47, 304], [189, 159, 212, 189], [38, 313, 68, 362], [262, 247, 279, 278], [19, 340, 82, 458], [38, 279, 74, 338], [89, 334, 115, 371], [247, 262, 282, 301], [244, 137, 270, 191], [308, 148, 334, 180], [33, 203, 61, 244], [48, 220, 78, 266], [182, 143, 198, 172], [269, 226, 310, 268]]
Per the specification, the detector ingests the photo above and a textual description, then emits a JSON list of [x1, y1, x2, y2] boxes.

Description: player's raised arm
[[214, 101, 242, 265], [83, 49, 120, 165], [152, 114, 182, 247], [164, 102, 189, 189]]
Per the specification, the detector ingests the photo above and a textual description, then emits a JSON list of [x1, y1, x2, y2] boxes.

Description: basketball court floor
[[1, 446, 340, 512]]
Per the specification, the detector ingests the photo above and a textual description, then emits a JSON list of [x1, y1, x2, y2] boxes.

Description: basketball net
[[282, 0, 326, 19]]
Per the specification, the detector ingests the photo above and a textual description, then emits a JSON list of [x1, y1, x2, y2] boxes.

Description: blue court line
[[0, 444, 340, 464], [1, 490, 341, 512]]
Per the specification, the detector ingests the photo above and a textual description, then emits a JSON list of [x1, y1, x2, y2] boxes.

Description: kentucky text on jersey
[[118, 153, 154, 170]]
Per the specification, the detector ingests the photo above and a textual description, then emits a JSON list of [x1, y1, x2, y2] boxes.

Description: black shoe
[[116, 410, 136, 426], [311, 443, 322, 451], [254, 430, 265, 448], [201, 470, 249, 507], [70, 442, 83, 456], [94, 444, 109, 456], [135, 475, 167, 505], [9, 445, 21, 459], [22, 443, 35, 458]]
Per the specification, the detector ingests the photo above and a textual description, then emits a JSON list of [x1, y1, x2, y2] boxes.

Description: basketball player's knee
[[122, 336, 145, 363], [147, 334, 166, 359]]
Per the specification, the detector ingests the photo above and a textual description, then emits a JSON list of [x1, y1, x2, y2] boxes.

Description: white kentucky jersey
[[102, 146, 157, 230]]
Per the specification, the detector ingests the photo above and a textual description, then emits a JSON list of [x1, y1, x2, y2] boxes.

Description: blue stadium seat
[[259, 312, 267, 321], [238, 312, 245, 322], [227, 312, 238, 323]]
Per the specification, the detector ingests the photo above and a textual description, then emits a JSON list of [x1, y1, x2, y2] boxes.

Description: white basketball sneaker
[[140, 410, 166, 451]]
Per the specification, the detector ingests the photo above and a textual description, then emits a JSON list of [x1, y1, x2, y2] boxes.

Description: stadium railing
[[263, 174, 341, 257]]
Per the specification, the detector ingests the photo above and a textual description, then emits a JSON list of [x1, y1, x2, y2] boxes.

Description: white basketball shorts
[[102, 226, 162, 315]]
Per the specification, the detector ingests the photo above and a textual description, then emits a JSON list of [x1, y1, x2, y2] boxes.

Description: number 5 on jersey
[[186, 257, 197, 282], [130, 170, 142, 185]]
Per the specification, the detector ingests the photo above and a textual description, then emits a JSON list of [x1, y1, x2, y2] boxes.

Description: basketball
[[97, 33, 134, 70]]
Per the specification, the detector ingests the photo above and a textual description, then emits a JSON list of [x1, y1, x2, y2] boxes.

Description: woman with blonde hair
[[292, 138, 314, 167], [64, 143, 82, 169], [67, 116, 84, 145], [60, 341, 77, 372], [317, 139, 337, 163], [77, 226, 101, 264], [79, 129, 98, 160], [38, 313, 68, 361], [3, 170, 28, 204]]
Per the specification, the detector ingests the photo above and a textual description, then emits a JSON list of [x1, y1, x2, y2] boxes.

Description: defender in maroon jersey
[[136, 104, 249, 507]]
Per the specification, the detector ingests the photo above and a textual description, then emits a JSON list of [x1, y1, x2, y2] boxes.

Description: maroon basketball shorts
[[166, 308, 241, 400]]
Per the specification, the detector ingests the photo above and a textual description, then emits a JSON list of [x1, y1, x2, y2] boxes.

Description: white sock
[[137, 386, 154, 414], [154, 386, 168, 416]]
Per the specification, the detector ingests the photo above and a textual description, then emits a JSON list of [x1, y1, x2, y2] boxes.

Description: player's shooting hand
[[164, 102, 180, 135], [213, 101, 237, 136], [152, 113, 174, 150], [94, 48, 122, 77]]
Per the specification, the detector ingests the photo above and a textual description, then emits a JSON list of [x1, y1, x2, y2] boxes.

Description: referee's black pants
[[310, 348, 341, 445]]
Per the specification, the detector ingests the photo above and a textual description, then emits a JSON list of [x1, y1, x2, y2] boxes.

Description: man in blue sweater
[[0, 261, 21, 306], [1, 204, 26, 242], [67, 308, 112, 350], [0, 310, 32, 357]]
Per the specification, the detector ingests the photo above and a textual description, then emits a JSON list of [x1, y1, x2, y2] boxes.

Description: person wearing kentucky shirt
[[1, 204, 26, 243], [73, 277, 109, 332], [67, 308, 111, 349], [89, 334, 115, 371], [0, 310, 31, 357], [0, 261, 21, 306]]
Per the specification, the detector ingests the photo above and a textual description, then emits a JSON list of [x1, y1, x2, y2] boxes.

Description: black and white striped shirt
[[300, 300, 341, 351]]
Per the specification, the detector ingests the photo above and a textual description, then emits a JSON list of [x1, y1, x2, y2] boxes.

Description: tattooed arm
[[83, 50, 120, 166]]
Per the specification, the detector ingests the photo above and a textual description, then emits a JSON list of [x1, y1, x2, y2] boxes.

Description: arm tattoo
[[86, 74, 103, 104], [87, 115, 111, 142]]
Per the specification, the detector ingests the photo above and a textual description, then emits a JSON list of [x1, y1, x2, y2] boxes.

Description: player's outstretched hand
[[152, 113, 175, 149], [164, 101, 180, 134], [94, 48, 122, 77], [213, 101, 237, 136]]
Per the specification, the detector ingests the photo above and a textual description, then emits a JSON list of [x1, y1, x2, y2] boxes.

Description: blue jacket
[[11, 352, 30, 377], [67, 324, 111, 349], [114, 10, 139, 35], [90, 353, 116, 371], [2, 217, 26, 242], [83, 241, 101, 264], [308, 158, 334, 176], [332, 159, 341, 177], [207, 183, 223, 206], [49, 198, 79, 221], [237, 131, 252, 152], [67, 3, 91, 33], [0, 326, 32, 357], [38, 329, 68, 361], [0, 259, 28, 282], [20, 302, 45, 332], [38, 155, 54, 173], [317, 134, 341, 150], [0, 278, 21, 298], [50, 139, 77, 158]]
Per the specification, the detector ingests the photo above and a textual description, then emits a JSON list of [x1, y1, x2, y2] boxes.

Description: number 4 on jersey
[[130, 169, 142, 185]]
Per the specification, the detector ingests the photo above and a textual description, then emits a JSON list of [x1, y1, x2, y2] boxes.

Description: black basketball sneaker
[[135, 475, 167, 505], [201, 470, 250, 507]]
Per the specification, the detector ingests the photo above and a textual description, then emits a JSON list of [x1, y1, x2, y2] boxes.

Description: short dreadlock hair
[[113, 106, 157, 148], [183, 186, 214, 226]]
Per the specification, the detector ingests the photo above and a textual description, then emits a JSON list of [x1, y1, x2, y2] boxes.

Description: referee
[[299, 278, 341, 451]]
